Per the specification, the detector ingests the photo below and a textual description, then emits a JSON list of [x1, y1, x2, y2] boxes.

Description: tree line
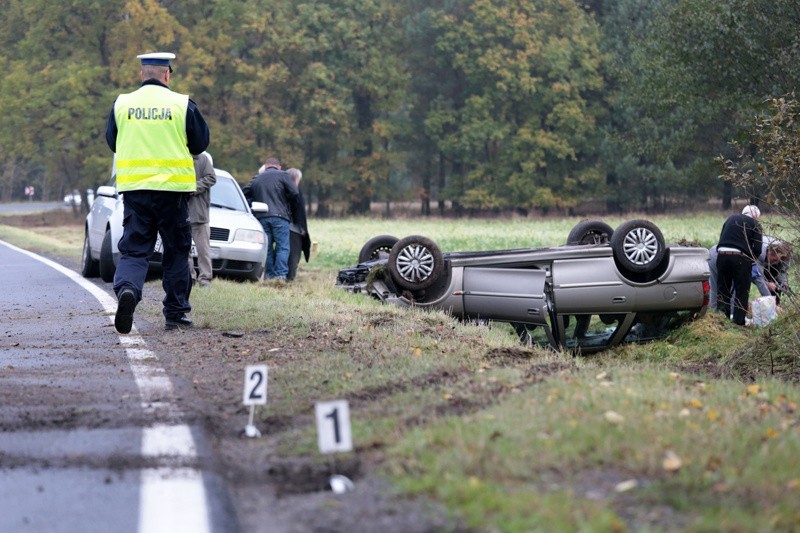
[[0, 0, 797, 217]]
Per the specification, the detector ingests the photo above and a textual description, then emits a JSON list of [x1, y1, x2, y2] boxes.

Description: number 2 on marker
[[243, 365, 268, 406]]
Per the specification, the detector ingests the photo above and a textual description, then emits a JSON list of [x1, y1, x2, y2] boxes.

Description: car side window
[[561, 313, 628, 351]]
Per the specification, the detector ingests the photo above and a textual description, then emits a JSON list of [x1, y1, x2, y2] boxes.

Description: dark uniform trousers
[[716, 253, 752, 325], [113, 190, 192, 320]]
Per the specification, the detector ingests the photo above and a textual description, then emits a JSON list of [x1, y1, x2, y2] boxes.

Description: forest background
[[0, 0, 797, 218]]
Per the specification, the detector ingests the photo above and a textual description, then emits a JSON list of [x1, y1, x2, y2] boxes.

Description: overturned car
[[336, 219, 711, 353]]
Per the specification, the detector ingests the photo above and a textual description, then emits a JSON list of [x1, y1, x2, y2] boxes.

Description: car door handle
[[612, 296, 627, 304]]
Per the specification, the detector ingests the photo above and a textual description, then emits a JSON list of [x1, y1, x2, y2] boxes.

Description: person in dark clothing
[[757, 241, 793, 306], [242, 157, 299, 280], [716, 205, 763, 325], [106, 52, 209, 333], [286, 168, 311, 281]]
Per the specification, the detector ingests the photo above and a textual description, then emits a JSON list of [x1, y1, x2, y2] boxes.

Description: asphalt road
[[0, 240, 238, 532], [0, 201, 69, 214]]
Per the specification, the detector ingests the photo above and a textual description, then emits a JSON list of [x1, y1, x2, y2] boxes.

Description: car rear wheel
[[610, 219, 665, 273], [99, 229, 116, 282], [566, 220, 613, 245], [358, 235, 399, 263], [387, 235, 444, 291], [80, 229, 100, 278]]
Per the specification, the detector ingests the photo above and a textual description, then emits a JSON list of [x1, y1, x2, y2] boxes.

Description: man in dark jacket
[[716, 205, 763, 325], [286, 168, 311, 281], [242, 157, 299, 280]]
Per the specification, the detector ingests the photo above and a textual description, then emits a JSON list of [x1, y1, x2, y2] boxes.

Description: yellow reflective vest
[[114, 85, 196, 193]]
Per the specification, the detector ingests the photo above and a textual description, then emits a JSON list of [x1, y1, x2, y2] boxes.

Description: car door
[[461, 267, 548, 325]]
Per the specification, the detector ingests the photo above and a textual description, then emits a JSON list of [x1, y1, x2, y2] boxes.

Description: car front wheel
[[387, 235, 444, 291], [358, 235, 399, 263], [566, 220, 614, 245], [99, 229, 116, 282], [610, 219, 665, 273], [80, 229, 100, 278]]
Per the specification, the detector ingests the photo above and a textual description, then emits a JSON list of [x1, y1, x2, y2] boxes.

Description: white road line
[[0, 240, 211, 533]]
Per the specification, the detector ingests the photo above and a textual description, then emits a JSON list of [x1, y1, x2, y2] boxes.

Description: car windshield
[[210, 177, 247, 212]]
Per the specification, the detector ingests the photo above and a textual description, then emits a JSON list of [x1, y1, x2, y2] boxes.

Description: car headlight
[[234, 228, 265, 244]]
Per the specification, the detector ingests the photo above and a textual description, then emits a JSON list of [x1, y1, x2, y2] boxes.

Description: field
[[2, 209, 800, 531]]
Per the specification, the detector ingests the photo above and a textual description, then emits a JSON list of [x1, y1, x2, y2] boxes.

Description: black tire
[[99, 229, 116, 282], [566, 220, 614, 245], [80, 229, 100, 278], [358, 235, 399, 263], [610, 219, 665, 273], [387, 235, 444, 291]]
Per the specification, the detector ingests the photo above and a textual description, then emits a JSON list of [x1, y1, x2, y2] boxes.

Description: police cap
[[137, 52, 175, 73]]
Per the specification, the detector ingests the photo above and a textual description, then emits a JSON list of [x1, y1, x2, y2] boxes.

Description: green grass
[[0, 223, 83, 264], [3, 212, 800, 531]]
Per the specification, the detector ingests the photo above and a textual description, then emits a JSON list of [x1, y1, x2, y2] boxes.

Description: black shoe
[[114, 289, 137, 334], [165, 315, 194, 330]]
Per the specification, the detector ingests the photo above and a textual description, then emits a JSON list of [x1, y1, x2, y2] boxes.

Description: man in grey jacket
[[242, 157, 299, 280], [189, 152, 216, 287]]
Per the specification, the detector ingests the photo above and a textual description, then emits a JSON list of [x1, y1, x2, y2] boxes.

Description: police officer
[[106, 52, 210, 333]]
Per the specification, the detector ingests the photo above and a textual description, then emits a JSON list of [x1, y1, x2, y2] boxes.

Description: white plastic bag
[[751, 295, 778, 327]]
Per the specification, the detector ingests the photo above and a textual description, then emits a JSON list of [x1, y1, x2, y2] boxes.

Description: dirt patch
[[131, 319, 463, 532]]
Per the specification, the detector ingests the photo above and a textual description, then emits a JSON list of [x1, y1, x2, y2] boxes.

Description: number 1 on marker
[[315, 400, 353, 454]]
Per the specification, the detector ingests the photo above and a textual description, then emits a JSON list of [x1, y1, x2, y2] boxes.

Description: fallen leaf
[[689, 399, 703, 409], [663, 450, 682, 471], [707, 409, 720, 421], [705, 456, 722, 472], [595, 371, 608, 380], [604, 411, 624, 424], [411, 347, 422, 357], [679, 408, 691, 417], [615, 479, 638, 492], [747, 384, 761, 395]]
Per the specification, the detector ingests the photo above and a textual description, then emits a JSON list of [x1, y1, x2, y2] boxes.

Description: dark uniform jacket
[[242, 167, 299, 222], [717, 214, 762, 260]]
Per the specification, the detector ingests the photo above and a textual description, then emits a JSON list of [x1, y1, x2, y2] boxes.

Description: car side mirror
[[96, 185, 117, 198], [251, 201, 269, 214]]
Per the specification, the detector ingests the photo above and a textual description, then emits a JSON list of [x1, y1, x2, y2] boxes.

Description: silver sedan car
[[337, 219, 711, 353], [81, 169, 268, 282]]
